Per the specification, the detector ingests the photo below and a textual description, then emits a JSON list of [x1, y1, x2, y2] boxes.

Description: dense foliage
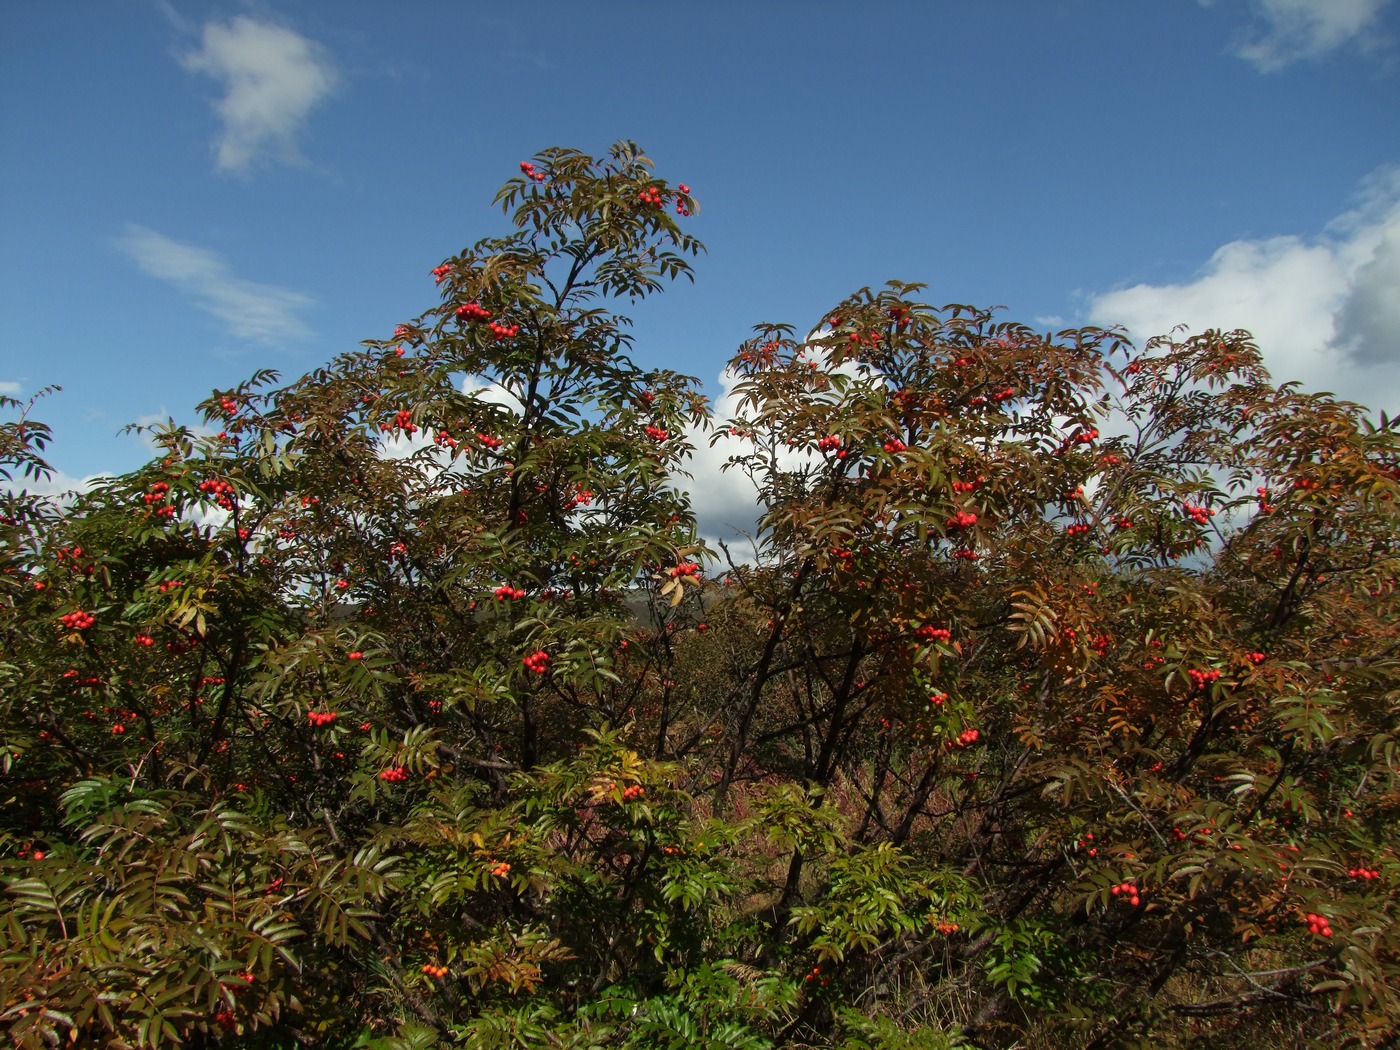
[[3, 142, 1397, 1049]]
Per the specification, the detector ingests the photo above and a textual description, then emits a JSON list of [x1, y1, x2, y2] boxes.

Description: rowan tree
[[1, 145, 1396, 1050], [707, 289, 1400, 1046]]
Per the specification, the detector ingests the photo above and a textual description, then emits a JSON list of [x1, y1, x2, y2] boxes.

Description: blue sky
[[3, 0, 1398, 516]]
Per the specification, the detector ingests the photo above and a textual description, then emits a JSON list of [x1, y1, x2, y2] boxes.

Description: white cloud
[[181, 16, 337, 173], [675, 350, 881, 560], [0, 469, 110, 502], [1235, 0, 1392, 71], [1087, 167, 1400, 417], [0, 382, 20, 395], [118, 224, 313, 345], [675, 370, 768, 557], [461, 375, 525, 414]]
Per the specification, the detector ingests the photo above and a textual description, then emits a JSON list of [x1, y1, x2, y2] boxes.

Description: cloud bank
[[1088, 168, 1400, 417], [181, 16, 337, 174], [119, 224, 314, 346]]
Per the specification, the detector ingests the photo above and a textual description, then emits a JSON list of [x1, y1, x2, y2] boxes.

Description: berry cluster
[[198, 478, 236, 510], [953, 548, 980, 561], [928, 692, 947, 706], [916, 626, 952, 643], [637, 185, 666, 208], [668, 562, 700, 580], [142, 481, 170, 506], [488, 321, 520, 340], [933, 920, 960, 935], [421, 962, 450, 977], [882, 437, 907, 454], [1303, 911, 1333, 937], [847, 329, 888, 350], [308, 710, 338, 727], [1187, 668, 1222, 690], [1079, 832, 1098, 857], [564, 487, 594, 510], [348, 651, 364, 660], [947, 510, 978, 530], [1110, 881, 1141, 907], [431, 264, 452, 283], [59, 610, 95, 631], [1247, 651, 1266, 665], [522, 650, 550, 673], [477, 433, 504, 450], [1066, 522, 1091, 537], [490, 860, 511, 876], [1347, 865, 1381, 880], [1256, 487, 1275, 514], [946, 727, 980, 749], [644, 425, 669, 442], [1073, 427, 1100, 444], [951, 477, 983, 493], [455, 302, 492, 322], [803, 964, 831, 987], [135, 634, 154, 647], [519, 160, 547, 183], [379, 767, 408, 783], [435, 429, 458, 450], [494, 584, 527, 600], [622, 784, 645, 801], [1183, 502, 1215, 526]]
